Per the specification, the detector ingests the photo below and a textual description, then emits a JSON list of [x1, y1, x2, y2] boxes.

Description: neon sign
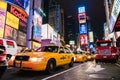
[[10, 6, 26, 22]]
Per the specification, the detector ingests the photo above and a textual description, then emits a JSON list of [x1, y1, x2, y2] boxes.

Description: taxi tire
[[46, 59, 56, 74], [69, 58, 74, 67]]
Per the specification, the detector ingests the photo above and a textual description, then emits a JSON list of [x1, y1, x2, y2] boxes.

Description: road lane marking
[[41, 64, 85, 80]]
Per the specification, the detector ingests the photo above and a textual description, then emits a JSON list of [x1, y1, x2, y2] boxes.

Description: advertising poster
[[7, 3, 28, 31], [33, 10, 42, 42], [80, 34, 88, 45], [0, 1, 7, 38], [78, 13, 86, 23], [79, 24, 87, 34], [6, 12, 19, 29], [17, 31, 26, 46], [4, 25, 18, 41], [4, 25, 12, 39], [48, 24, 53, 40], [89, 31, 94, 42], [41, 24, 48, 39], [78, 6, 85, 13]]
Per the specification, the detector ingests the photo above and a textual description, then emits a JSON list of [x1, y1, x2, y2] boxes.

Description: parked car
[[0, 45, 7, 78], [8, 45, 74, 74], [0, 39, 18, 60]]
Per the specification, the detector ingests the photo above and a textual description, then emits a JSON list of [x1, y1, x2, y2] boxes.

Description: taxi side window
[[59, 47, 64, 53], [6, 41, 15, 48], [65, 48, 71, 53]]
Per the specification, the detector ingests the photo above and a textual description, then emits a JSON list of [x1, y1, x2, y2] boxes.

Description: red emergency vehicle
[[95, 40, 119, 63]]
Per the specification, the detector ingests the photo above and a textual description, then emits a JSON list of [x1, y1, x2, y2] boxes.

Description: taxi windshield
[[36, 46, 58, 52]]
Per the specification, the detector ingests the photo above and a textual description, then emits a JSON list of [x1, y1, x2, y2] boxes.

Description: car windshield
[[20, 48, 34, 53], [36, 46, 58, 52], [96, 42, 112, 47]]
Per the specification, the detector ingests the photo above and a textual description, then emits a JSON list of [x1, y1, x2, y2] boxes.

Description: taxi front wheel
[[45, 59, 56, 74]]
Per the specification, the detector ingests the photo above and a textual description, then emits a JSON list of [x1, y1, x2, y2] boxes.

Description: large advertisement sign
[[4, 25, 18, 42], [7, 3, 28, 33], [78, 13, 86, 23], [33, 10, 42, 41], [109, 0, 120, 32], [6, 12, 19, 29], [41, 24, 48, 39], [78, 7, 85, 13], [48, 24, 53, 40], [0, 1, 7, 38], [109, 16, 116, 32], [89, 31, 94, 42], [80, 34, 88, 45], [17, 31, 26, 46], [111, 0, 120, 22], [79, 24, 87, 34], [0, 1, 28, 46]]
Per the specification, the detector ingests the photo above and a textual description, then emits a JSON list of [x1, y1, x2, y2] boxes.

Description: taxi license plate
[[15, 61, 21, 68]]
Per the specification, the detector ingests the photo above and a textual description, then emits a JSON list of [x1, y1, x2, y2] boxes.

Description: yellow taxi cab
[[74, 51, 87, 63], [8, 45, 74, 73]]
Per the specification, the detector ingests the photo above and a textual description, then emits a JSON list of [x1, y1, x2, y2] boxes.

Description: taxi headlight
[[30, 57, 46, 62]]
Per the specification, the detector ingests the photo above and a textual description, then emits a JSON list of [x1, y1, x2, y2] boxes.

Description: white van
[[0, 39, 18, 60]]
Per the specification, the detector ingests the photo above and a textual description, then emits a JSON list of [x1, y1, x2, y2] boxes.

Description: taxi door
[[58, 47, 67, 65], [64, 48, 73, 63]]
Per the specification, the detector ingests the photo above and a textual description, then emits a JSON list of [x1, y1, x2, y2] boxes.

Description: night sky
[[57, 0, 106, 40]]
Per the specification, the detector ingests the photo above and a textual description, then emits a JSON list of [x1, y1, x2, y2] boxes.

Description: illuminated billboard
[[89, 31, 94, 42], [4, 25, 18, 42], [109, 16, 116, 32], [78, 13, 86, 23], [109, 0, 120, 32], [41, 24, 48, 39], [6, 3, 28, 33], [78, 7, 85, 13], [0, 1, 7, 38], [80, 34, 88, 45], [33, 10, 42, 41], [79, 24, 87, 34], [5, 0, 28, 10], [6, 12, 19, 29], [17, 31, 26, 46], [48, 24, 53, 40]]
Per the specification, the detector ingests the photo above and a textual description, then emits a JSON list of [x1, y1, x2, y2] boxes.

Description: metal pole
[[26, 0, 33, 48]]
